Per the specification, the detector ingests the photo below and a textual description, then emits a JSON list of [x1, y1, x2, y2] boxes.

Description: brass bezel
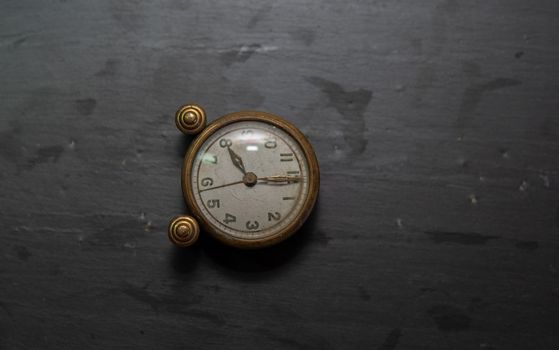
[[181, 111, 320, 249]]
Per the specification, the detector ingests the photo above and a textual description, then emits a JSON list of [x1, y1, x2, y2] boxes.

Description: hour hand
[[227, 146, 246, 175]]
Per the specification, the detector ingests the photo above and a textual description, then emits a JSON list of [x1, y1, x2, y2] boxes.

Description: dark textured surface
[[1, 1, 559, 349]]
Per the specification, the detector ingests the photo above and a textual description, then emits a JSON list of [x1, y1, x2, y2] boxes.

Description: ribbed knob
[[168, 216, 200, 247], [175, 104, 206, 134]]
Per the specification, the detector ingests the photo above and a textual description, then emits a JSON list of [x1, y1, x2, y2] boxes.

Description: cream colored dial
[[190, 120, 309, 240]]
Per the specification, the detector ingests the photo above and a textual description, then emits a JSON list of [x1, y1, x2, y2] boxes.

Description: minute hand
[[259, 175, 302, 183]]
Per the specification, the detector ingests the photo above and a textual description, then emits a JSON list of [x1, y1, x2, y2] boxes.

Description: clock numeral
[[265, 139, 277, 149], [207, 199, 220, 208], [223, 213, 236, 224], [268, 212, 281, 222], [282, 196, 296, 201], [201, 177, 213, 187], [203, 154, 217, 164], [219, 138, 232, 148], [246, 221, 260, 230], [280, 153, 294, 162]]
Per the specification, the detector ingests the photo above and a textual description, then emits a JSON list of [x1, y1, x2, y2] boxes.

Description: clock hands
[[259, 175, 302, 183], [227, 146, 246, 175], [199, 180, 245, 193], [203, 145, 301, 192], [226, 144, 303, 184], [199, 175, 302, 192]]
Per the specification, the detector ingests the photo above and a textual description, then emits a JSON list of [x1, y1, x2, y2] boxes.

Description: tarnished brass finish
[[175, 104, 206, 134], [168, 216, 199, 247], [181, 110, 320, 249]]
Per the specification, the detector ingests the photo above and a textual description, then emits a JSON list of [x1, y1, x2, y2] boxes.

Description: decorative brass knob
[[168, 216, 200, 247], [175, 104, 206, 134]]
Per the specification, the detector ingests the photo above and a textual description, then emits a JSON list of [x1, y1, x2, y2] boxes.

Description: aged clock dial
[[191, 120, 309, 240]]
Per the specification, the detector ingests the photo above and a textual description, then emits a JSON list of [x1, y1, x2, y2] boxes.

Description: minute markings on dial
[[280, 153, 294, 162], [193, 122, 308, 237]]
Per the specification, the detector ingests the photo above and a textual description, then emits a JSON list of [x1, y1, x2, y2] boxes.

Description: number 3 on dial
[[246, 221, 259, 230]]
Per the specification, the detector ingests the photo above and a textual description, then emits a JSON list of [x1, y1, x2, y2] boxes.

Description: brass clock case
[[171, 105, 320, 249]]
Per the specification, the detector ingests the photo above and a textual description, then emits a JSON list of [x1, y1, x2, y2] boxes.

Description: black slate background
[[1, 1, 559, 349]]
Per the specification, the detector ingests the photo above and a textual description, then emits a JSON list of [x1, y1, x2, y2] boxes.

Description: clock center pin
[[243, 172, 258, 187]]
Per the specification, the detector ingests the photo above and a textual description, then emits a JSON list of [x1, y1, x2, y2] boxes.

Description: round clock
[[168, 104, 320, 249]]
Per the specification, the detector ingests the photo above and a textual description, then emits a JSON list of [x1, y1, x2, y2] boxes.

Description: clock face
[[189, 120, 311, 241]]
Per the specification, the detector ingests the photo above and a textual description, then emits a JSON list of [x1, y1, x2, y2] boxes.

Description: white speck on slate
[[144, 221, 152, 232], [123, 242, 136, 249], [468, 194, 478, 205], [239, 44, 278, 53], [539, 174, 550, 188]]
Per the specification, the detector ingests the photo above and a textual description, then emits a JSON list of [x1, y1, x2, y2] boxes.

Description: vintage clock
[[168, 104, 320, 249]]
